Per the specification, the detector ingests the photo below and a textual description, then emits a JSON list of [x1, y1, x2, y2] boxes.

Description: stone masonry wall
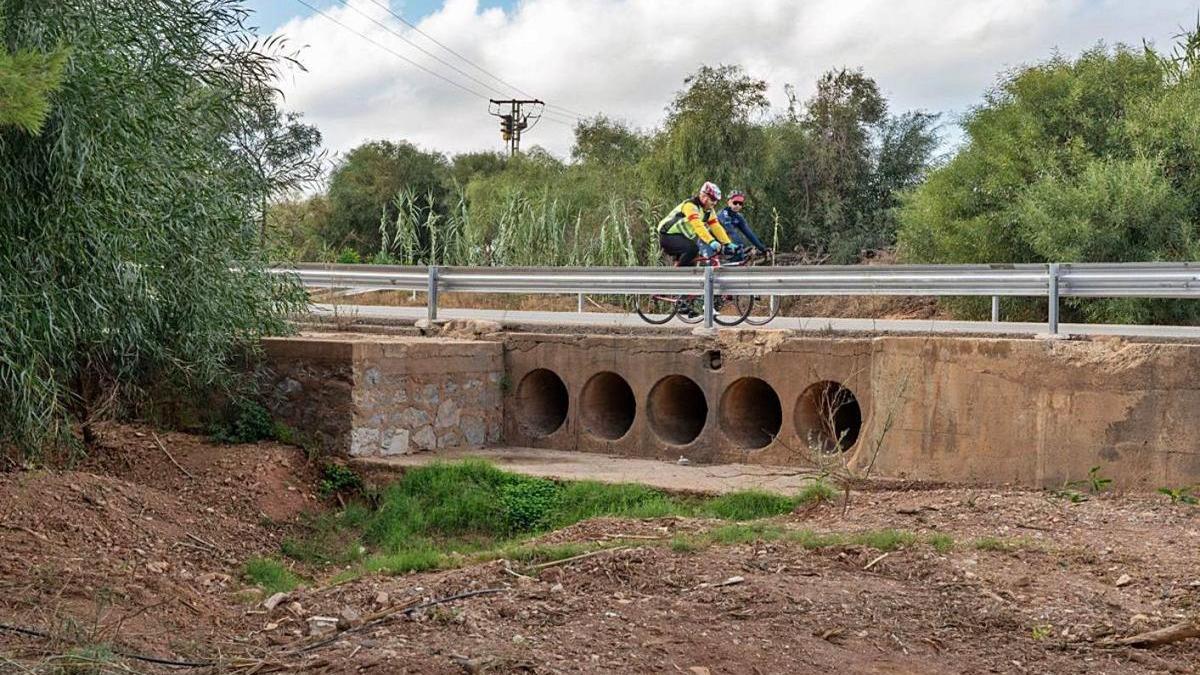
[[262, 334, 503, 458]]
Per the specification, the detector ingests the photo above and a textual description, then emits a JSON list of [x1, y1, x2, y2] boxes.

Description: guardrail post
[[1047, 263, 1060, 335], [990, 295, 1000, 322], [577, 293, 584, 314], [703, 266, 715, 330], [770, 294, 779, 316], [427, 266, 439, 322]]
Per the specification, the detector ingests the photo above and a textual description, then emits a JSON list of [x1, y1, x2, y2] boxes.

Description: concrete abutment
[[264, 330, 1200, 489]]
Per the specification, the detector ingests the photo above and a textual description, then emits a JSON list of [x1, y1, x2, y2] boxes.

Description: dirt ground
[[2, 425, 1198, 673]]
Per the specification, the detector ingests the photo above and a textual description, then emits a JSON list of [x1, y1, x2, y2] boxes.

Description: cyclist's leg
[[661, 233, 699, 267]]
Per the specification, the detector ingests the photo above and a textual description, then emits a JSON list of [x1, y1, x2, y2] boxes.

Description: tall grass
[[380, 186, 647, 267]]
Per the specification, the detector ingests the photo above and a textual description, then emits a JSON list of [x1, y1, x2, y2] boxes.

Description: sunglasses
[[730, 201, 745, 206]]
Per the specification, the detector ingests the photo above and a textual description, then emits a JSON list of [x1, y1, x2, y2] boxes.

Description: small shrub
[[243, 557, 301, 595], [1157, 485, 1198, 505], [1085, 465, 1112, 493], [319, 463, 365, 497], [209, 399, 275, 444], [336, 247, 363, 264], [501, 478, 562, 532], [796, 479, 837, 505]]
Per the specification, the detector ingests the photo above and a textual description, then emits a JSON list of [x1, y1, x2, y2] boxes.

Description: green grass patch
[[283, 460, 914, 583], [669, 535, 703, 553], [795, 479, 838, 505], [850, 529, 917, 551], [243, 557, 301, 595], [972, 536, 1034, 552], [702, 490, 796, 520], [364, 547, 444, 575], [708, 522, 787, 544], [928, 532, 954, 553]]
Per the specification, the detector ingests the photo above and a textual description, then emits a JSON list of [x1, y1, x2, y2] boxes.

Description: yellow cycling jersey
[[657, 198, 732, 245]]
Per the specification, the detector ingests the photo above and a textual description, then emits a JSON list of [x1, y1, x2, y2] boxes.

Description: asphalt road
[[312, 302, 1200, 340]]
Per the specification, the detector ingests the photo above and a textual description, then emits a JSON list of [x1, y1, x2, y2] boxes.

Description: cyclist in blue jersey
[[716, 190, 770, 260]]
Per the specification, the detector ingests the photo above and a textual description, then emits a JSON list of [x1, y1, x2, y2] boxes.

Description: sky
[[255, 0, 1200, 162]]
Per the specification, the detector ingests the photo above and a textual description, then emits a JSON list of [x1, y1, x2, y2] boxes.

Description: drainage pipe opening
[[795, 381, 862, 453], [516, 368, 568, 437], [581, 371, 636, 440], [647, 375, 707, 446], [720, 377, 782, 449]]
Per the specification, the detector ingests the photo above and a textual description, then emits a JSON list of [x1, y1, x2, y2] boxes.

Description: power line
[[360, 0, 591, 119], [291, 0, 493, 101], [333, 0, 514, 101]]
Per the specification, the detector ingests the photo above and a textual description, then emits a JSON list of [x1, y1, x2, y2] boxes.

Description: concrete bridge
[[262, 320, 1200, 490]]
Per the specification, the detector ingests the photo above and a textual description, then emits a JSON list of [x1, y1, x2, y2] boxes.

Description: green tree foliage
[[231, 86, 326, 239], [571, 115, 646, 166], [898, 29, 1200, 323], [325, 139, 450, 253], [0, 5, 68, 134], [303, 64, 937, 267], [763, 70, 939, 261], [642, 64, 769, 206], [0, 0, 305, 454]]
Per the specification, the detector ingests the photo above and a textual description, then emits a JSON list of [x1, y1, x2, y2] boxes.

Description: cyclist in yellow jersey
[[657, 181, 735, 266]]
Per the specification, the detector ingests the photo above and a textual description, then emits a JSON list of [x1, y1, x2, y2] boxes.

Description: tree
[[0, 0, 305, 453], [572, 115, 646, 165], [231, 86, 326, 241], [762, 69, 938, 261], [450, 150, 507, 186], [325, 139, 450, 253], [642, 64, 769, 206], [897, 34, 1200, 324]]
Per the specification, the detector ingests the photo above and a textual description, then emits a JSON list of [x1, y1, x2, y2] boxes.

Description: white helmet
[[698, 181, 722, 202]]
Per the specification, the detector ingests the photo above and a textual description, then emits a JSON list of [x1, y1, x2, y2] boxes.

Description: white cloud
[[273, 0, 1200, 160]]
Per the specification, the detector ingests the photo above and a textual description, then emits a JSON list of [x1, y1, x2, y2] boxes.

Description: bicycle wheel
[[635, 295, 679, 325], [742, 294, 782, 326], [676, 296, 704, 324], [714, 294, 753, 326]]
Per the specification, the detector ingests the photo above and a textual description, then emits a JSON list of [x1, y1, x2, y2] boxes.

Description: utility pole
[[489, 99, 543, 156]]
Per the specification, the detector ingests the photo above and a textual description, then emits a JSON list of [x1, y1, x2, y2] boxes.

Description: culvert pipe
[[581, 372, 636, 440], [795, 381, 862, 453], [647, 375, 707, 446], [516, 368, 569, 437], [720, 377, 782, 449]]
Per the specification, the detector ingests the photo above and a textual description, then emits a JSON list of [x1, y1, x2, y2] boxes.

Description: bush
[[319, 463, 365, 497], [0, 1, 304, 456], [209, 399, 275, 445], [898, 33, 1200, 324]]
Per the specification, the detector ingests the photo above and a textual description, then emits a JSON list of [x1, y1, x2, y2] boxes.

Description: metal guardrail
[[278, 261, 1200, 333]]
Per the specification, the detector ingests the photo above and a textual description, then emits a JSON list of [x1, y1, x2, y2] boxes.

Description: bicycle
[[635, 250, 775, 326]]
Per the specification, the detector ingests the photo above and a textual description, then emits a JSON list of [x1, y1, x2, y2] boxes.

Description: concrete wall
[[503, 332, 1200, 489], [263, 333, 503, 457], [263, 330, 1200, 489]]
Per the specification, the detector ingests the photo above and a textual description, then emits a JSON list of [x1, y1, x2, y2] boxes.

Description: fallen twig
[[863, 552, 890, 571], [0, 622, 214, 668], [0, 523, 48, 542], [153, 432, 194, 480], [186, 532, 220, 552], [1015, 522, 1052, 532], [526, 547, 629, 572], [1104, 616, 1200, 648], [289, 588, 507, 655]]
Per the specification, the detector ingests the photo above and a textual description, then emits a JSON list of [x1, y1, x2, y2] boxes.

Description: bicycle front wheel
[[714, 294, 753, 326], [742, 294, 781, 326], [635, 295, 679, 325]]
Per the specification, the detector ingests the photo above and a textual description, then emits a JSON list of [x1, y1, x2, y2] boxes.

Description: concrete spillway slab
[[350, 446, 824, 496]]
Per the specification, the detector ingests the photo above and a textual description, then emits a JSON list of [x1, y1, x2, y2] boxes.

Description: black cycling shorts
[[660, 233, 699, 267]]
